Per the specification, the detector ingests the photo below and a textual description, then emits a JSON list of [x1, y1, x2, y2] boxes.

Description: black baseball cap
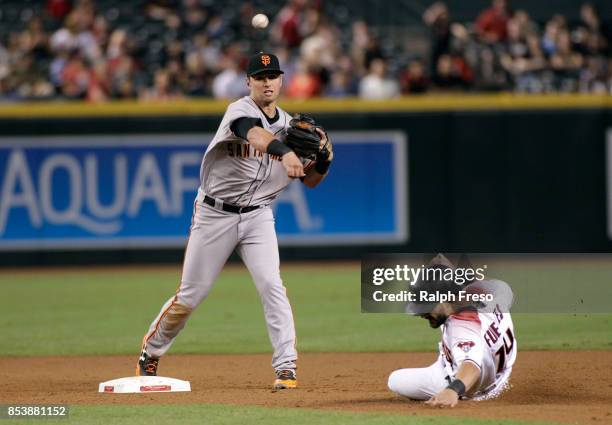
[[247, 52, 284, 76]]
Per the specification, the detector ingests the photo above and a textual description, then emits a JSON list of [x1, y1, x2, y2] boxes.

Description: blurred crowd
[[0, 0, 610, 102]]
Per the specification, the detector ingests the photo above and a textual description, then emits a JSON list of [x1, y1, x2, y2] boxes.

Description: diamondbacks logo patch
[[261, 55, 271, 66], [457, 341, 476, 352]]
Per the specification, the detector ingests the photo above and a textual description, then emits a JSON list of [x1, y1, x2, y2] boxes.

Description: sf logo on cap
[[261, 55, 271, 66]]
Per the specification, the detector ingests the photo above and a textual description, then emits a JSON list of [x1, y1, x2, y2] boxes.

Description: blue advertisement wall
[[0, 102, 611, 264], [0, 132, 407, 251]]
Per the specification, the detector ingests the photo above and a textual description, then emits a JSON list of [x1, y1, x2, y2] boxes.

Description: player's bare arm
[[425, 361, 481, 408], [246, 126, 305, 178]]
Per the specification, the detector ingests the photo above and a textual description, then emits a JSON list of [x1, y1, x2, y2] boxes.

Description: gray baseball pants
[[142, 194, 297, 372]]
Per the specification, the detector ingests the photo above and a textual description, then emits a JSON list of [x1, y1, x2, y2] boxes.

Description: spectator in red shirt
[[286, 59, 321, 99], [400, 59, 430, 94], [60, 52, 90, 99], [271, 0, 308, 49], [46, 0, 72, 22], [433, 54, 473, 90], [476, 0, 512, 44]]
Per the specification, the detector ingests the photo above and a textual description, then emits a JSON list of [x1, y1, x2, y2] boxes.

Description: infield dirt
[[1, 351, 610, 424]]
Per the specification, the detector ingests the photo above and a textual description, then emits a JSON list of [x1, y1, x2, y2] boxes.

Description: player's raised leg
[[388, 360, 449, 400], [138, 202, 240, 375], [236, 206, 298, 388]]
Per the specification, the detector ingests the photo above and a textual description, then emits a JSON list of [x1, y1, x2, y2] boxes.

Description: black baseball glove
[[285, 114, 325, 161]]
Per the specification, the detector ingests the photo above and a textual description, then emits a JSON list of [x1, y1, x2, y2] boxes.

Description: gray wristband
[[267, 139, 292, 157], [447, 379, 466, 396]]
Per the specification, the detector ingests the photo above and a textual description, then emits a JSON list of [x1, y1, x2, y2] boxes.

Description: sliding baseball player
[[388, 254, 516, 406]]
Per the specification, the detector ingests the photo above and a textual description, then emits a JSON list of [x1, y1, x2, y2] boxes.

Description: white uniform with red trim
[[388, 280, 517, 401]]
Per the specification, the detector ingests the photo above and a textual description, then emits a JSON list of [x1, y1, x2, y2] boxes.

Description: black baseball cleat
[[273, 369, 297, 389], [136, 350, 159, 376]]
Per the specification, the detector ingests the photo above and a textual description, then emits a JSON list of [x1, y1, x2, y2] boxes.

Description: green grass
[[0, 263, 602, 425], [10, 404, 560, 425], [0, 264, 610, 357]]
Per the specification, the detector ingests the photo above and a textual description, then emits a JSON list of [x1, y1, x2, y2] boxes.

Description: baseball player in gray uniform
[[136, 52, 333, 390]]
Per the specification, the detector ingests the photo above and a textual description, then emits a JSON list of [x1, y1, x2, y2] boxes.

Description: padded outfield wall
[[0, 94, 611, 265]]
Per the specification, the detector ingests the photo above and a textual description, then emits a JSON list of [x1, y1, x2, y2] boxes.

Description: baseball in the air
[[251, 13, 269, 29]]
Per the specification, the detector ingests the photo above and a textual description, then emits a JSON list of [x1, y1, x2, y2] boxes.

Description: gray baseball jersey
[[200, 96, 294, 206]]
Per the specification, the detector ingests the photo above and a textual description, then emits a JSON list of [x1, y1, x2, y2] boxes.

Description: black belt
[[203, 195, 261, 214]]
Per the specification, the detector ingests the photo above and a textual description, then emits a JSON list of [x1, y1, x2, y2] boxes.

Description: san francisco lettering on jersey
[[227, 142, 282, 161]]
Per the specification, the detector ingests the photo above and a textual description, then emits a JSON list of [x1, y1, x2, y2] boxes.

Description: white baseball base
[[99, 376, 191, 393]]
